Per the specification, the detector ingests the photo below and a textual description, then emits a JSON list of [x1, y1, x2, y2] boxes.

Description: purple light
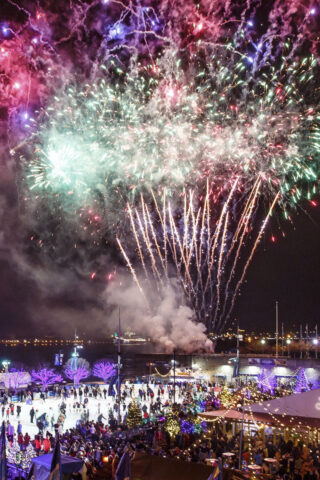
[[23, 112, 29, 120], [310, 7, 317, 15], [1, 25, 9, 37], [31, 37, 38, 44], [92, 361, 116, 383], [247, 20, 254, 27], [247, 56, 254, 64], [31, 368, 63, 390]]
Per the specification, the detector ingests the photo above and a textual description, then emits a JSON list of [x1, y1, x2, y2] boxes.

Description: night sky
[[0, 0, 319, 342], [235, 205, 320, 334]]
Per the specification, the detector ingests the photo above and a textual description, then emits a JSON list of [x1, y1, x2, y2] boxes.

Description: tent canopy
[[32, 454, 83, 480], [245, 388, 320, 419]]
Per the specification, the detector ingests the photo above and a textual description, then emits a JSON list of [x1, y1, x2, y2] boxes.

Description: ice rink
[[3, 383, 184, 437]]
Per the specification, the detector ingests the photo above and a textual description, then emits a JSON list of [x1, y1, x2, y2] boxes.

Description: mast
[[117, 307, 121, 425]]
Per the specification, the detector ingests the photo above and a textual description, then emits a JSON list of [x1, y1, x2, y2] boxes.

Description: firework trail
[[118, 181, 278, 334]]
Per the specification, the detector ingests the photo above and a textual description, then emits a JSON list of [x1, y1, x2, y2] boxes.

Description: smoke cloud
[[106, 276, 213, 353]]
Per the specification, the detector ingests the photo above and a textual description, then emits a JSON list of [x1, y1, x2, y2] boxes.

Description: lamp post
[[173, 351, 176, 405], [275, 301, 279, 358], [2, 360, 11, 393], [71, 350, 79, 387], [313, 336, 318, 359], [117, 307, 122, 426], [238, 387, 248, 470], [170, 354, 178, 405], [146, 362, 154, 384], [71, 330, 83, 387], [2, 360, 10, 373]]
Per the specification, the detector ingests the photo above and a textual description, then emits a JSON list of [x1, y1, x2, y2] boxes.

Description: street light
[[2, 360, 10, 373], [312, 338, 318, 359], [286, 339, 291, 357]]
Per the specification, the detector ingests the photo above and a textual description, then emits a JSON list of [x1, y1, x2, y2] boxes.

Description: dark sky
[[235, 204, 320, 334]]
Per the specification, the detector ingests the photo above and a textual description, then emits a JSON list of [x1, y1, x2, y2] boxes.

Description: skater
[[30, 407, 35, 423], [16, 404, 21, 418], [17, 421, 22, 435]]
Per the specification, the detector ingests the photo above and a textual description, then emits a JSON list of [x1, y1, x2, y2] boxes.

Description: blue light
[[310, 7, 317, 15], [1, 25, 9, 37], [247, 20, 254, 27], [108, 23, 124, 40], [247, 56, 254, 64]]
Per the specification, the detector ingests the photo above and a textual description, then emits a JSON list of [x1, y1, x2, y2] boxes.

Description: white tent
[[245, 388, 320, 419]]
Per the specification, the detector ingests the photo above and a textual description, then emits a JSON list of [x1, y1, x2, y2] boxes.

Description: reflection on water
[[0, 343, 193, 378]]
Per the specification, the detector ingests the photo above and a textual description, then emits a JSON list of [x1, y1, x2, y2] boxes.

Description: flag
[[49, 438, 62, 480], [232, 357, 239, 378], [115, 450, 131, 480], [207, 464, 219, 480], [0, 421, 6, 480], [26, 463, 34, 480]]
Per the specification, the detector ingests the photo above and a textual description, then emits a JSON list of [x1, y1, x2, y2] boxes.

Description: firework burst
[[22, 44, 320, 225]]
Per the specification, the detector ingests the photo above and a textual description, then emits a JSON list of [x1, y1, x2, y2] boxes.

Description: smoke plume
[[106, 276, 213, 353]]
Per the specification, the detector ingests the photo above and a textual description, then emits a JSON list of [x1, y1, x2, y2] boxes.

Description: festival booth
[[152, 366, 209, 384], [31, 454, 84, 480], [199, 388, 320, 441]]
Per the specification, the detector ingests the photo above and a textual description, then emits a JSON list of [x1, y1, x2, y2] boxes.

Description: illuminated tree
[[295, 368, 310, 393], [126, 400, 142, 429], [92, 361, 116, 383], [220, 386, 237, 408], [257, 369, 276, 393], [64, 358, 90, 385], [3, 369, 30, 392], [164, 408, 180, 438], [31, 368, 63, 391]]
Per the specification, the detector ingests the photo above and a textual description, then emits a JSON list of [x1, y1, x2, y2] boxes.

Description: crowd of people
[[2, 380, 320, 479]]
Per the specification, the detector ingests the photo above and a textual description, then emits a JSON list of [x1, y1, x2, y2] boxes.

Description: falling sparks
[[118, 181, 279, 334]]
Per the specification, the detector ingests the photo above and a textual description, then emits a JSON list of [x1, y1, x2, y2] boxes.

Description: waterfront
[[1, 342, 320, 387]]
